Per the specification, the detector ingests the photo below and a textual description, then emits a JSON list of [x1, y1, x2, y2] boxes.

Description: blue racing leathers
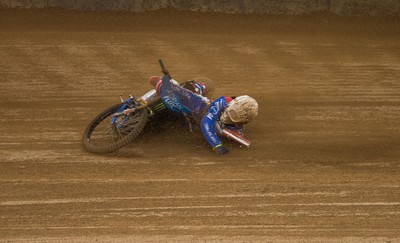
[[159, 75, 231, 149], [200, 96, 232, 149]]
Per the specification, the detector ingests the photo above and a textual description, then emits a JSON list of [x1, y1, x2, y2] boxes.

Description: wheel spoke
[[83, 105, 147, 153]]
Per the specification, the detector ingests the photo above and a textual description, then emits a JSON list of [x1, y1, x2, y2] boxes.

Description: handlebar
[[158, 59, 171, 78]]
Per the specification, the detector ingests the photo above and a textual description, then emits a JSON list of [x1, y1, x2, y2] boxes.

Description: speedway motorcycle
[[82, 60, 250, 154]]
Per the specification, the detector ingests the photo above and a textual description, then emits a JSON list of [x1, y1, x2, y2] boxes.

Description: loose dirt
[[0, 9, 399, 242]]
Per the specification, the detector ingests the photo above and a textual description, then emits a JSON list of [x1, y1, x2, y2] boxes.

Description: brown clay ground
[[0, 9, 400, 242]]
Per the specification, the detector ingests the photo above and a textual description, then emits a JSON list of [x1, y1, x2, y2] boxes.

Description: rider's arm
[[200, 96, 231, 150]]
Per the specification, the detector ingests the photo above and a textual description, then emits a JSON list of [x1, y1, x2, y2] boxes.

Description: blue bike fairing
[[159, 75, 211, 121], [200, 96, 230, 148]]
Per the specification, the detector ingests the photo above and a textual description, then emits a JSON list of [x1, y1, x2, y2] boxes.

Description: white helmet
[[220, 95, 258, 124]]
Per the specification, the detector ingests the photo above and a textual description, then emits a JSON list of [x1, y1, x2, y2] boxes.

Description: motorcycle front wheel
[[82, 103, 148, 154]]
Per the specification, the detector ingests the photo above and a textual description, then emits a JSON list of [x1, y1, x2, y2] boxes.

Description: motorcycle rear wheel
[[82, 103, 148, 154]]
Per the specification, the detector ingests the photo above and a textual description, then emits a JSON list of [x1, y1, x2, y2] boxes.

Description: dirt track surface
[[1, 9, 400, 242]]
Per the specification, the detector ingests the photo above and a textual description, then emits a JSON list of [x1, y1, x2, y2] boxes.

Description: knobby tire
[[82, 103, 148, 154]]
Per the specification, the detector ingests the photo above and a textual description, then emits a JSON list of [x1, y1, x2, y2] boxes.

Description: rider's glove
[[214, 145, 229, 155]]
